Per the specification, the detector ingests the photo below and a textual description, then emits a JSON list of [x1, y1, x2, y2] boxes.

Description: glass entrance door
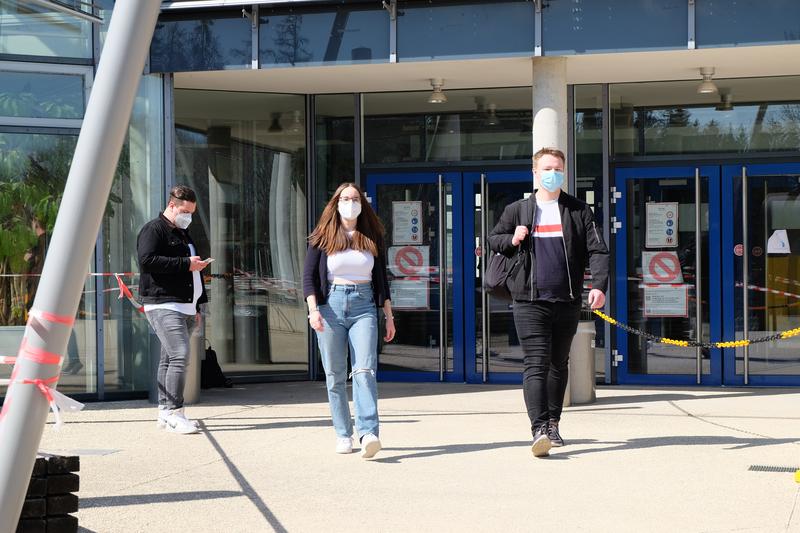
[[722, 163, 800, 386], [614, 166, 723, 385], [367, 173, 464, 382]]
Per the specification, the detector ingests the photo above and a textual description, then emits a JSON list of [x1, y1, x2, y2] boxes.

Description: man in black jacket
[[137, 185, 209, 435], [489, 148, 608, 458]]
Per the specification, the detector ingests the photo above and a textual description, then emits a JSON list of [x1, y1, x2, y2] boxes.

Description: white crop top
[[327, 234, 374, 282]]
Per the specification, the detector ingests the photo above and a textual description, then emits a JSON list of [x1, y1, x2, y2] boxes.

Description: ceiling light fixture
[[428, 78, 447, 104], [485, 103, 500, 126], [716, 91, 734, 111], [268, 112, 283, 133], [697, 67, 718, 94], [289, 110, 303, 133]]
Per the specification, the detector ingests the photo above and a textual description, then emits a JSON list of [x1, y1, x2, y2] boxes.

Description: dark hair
[[169, 185, 196, 204], [308, 182, 385, 257]]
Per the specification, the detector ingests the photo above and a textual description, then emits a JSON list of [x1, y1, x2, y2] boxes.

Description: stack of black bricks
[[17, 453, 79, 533]]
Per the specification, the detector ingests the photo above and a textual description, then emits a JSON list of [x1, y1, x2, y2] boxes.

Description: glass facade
[[260, 6, 389, 66], [0, 69, 85, 120], [0, 0, 92, 59], [315, 94, 355, 220], [397, 1, 534, 61], [697, 0, 800, 47], [150, 13, 252, 72], [174, 89, 309, 380], [363, 87, 532, 165]]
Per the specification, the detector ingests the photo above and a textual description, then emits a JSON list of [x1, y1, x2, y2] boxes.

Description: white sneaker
[[335, 437, 353, 454], [157, 407, 199, 429], [164, 410, 200, 435], [360, 434, 381, 459]]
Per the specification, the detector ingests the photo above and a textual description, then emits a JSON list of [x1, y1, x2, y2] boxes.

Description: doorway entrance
[[366, 170, 531, 383], [614, 162, 800, 386]]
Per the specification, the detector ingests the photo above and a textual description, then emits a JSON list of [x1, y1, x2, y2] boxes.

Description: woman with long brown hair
[[303, 182, 395, 458]]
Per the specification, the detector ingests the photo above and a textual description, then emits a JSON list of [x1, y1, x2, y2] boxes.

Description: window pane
[[102, 75, 164, 395], [260, 7, 389, 66], [543, 0, 685, 55], [364, 87, 532, 164], [315, 94, 354, 221], [398, 1, 533, 60], [0, 132, 97, 396], [0, 0, 92, 58], [697, 0, 800, 47], [0, 70, 85, 120], [174, 89, 309, 380], [150, 14, 251, 72]]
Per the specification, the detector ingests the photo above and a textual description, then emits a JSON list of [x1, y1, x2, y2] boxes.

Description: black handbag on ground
[[201, 344, 233, 389], [484, 198, 533, 301]]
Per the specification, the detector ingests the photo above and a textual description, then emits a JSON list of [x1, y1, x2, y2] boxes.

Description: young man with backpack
[[488, 147, 609, 458]]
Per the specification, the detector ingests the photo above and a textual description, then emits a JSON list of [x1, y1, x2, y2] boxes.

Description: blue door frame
[[614, 166, 723, 385], [721, 163, 800, 386], [366, 172, 465, 382], [462, 170, 533, 384]]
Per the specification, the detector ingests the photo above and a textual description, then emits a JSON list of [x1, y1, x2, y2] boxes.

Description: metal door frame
[[366, 172, 465, 382], [614, 165, 723, 385], [721, 162, 800, 386], [462, 170, 533, 384]]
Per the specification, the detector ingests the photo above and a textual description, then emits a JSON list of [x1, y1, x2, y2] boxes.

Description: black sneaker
[[531, 424, 552, 458], [547, 419, 564, 447]]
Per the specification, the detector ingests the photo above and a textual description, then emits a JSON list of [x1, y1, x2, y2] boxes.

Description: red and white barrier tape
[[114, 274, 144, 313], [735, 282, 800, 300]]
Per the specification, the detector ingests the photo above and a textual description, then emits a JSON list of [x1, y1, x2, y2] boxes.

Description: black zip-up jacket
[[303, 245, 391, 308], [488, 191, 609, 302], [137, 214, 208, 309]]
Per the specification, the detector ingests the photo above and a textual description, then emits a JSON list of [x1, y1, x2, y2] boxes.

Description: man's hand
[[189, 256, 208, 271], [587, 289, 605, 309], [511, 225, 529, 246]]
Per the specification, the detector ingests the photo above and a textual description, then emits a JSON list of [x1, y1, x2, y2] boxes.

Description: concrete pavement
[[36, 382, 800, 532]]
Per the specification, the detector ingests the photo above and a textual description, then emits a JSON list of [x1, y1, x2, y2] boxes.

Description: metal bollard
[[564, 320, 597, 406]]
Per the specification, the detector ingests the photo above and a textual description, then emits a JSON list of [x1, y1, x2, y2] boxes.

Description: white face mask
[[174, 212, 192, 229], [338, 200, 361, 221]]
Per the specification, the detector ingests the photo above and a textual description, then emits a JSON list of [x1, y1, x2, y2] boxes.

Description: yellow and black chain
[[592, 309, 800, 349]]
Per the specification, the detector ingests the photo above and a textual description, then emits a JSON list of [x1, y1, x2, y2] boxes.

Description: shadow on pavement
[[81, 490, 243, 508], [372, 440, 531, 463]]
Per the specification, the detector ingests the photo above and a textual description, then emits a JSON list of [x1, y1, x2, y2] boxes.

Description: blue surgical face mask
[[539, 170, 564, 193]]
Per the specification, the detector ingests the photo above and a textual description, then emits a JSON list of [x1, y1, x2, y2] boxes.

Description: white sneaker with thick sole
[[157, 407, 199, 429], [335, 437, 353, 454], [164, 411, 200, 434], [360, 434, 381, 459]]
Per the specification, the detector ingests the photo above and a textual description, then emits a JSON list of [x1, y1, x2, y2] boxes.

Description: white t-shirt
[[327, 232, 374, 282], [143, 243, 202, 316]]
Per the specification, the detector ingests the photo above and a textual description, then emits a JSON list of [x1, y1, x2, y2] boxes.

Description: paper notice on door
[[392, 201, 423, 245], [389, 279, 429, 309], [646, 202, 679, 248], [643, 284, 689, 317], [768, 229, 791, 254]]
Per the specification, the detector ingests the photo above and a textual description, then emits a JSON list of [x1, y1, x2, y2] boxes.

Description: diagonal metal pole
[[0, 2, 161, 528]]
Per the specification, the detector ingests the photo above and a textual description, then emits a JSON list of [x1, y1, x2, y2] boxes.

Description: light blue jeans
[[315, 282, 379, 440]]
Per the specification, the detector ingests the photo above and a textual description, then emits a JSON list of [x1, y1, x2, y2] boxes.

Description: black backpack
[[484, 197, 534, 301], [201, 344, 233, 389]]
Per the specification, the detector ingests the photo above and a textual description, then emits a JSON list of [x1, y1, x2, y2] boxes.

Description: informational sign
[[390, 279, 429, 309], [768, 229, 791, 254], [643, 284, 689, 317], [646, 202, 679, 248], [392, 201, 423, 244], [642, 251, 684, 284], [388, 246, 430, 277]]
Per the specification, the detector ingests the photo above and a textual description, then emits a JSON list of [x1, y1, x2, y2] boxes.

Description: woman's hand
[[309, 309, 324, 332], [384, 315, 396, 342]]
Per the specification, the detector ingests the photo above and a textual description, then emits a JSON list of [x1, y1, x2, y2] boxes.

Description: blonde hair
[[532, 147, 566, 167]]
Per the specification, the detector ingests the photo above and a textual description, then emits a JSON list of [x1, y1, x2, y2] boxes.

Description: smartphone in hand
[[203, 258, 215, 264]]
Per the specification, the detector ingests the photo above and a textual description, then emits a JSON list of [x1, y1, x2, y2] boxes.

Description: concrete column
[[532, 57, 568, 156]]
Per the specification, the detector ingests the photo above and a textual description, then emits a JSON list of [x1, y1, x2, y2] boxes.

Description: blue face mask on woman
[[539, 170, 564, 193]]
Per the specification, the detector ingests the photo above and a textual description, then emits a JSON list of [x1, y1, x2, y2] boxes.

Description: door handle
[[438, 175, 447, 381], [480, 174, 489, 383]]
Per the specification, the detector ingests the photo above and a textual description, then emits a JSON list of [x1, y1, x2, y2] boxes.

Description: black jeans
[[513, 300, 581, 435]]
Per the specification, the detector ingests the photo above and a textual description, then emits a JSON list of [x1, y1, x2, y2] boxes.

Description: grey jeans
[[145, 308, 196, 410]]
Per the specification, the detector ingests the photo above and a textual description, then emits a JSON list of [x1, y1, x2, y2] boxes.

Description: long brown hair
[[308, 182, 385, 256]]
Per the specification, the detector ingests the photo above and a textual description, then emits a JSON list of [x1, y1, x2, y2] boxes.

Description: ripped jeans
[[315, 282, 379, 439]]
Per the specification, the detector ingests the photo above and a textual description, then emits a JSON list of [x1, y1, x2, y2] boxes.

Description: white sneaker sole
[[531, 436, 552, 458], [361, 439, 382, 459], [166, 423, 199, 435], [336, 447, 353, 454]]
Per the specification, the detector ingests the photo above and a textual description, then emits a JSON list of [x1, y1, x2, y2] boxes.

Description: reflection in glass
[[315, 95, 355, 221], [397, 1, 533, 60], [0, 70, 85, 120], [0, 0, 92, 58], [364, 87, 532, 164], [625, 177, 711, 375], [174, 89, 308, 379], [542, 0, 684, 55], [474, 182, 529, 376], [374, 183, 452, 374], [102, 75, 164, 394], [734, 174, 800, 375], [697, 0, 800, 48], [150, 14, 251, 72], [260, 7, 389, 66], [0, 132, 96, 396]]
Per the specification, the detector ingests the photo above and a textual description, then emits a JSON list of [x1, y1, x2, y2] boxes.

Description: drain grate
[[748, 465, 799, 473]]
